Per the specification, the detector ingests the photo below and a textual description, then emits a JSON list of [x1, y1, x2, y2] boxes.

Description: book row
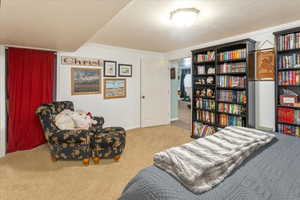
[[195, 110, 215, 124], [219, 62, 246, 73], [197, 66, 215, 75], [217, 76, 246, 88], [277, 107, 300, 124], [277, 32, 300, 51], [218, 114, 243, 127], [219, 49, 247, 61], [278, 71, 300, 85], [193, 122, 216, 138], [277, 124, 300, 137], [195, 98, 215, 110], [279, 53, 300, 69], [218, 103, 245, 115], [196, 51, 215, 62], [217, 90, 247, 104]]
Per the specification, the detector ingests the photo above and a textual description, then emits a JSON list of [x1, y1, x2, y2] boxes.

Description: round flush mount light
[[170, 8, 200, 27]]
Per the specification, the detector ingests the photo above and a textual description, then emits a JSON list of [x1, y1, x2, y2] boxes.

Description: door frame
[[0, 46, 57, 157], [169, 57, 193, 128], [0, 46, 6, 157]]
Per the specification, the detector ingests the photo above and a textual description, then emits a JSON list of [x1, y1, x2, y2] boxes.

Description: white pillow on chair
[[54, 109, 75, 130]]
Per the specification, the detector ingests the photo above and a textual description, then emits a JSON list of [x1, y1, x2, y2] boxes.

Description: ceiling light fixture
[[170, 8, 200, 27]]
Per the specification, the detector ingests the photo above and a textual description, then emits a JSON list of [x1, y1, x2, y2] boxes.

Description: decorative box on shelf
[[279, 94, 298, 106]]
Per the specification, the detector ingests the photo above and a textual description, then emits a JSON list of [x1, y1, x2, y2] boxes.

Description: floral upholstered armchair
[[36, 101, 104, 165]]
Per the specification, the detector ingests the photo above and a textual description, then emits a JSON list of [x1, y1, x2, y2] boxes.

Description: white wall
[[165, 20, 300, 131], [57, 43, 166, 130], [0, 46, 6, 157]]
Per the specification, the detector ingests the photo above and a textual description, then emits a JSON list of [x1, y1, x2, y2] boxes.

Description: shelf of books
[[191, 39, 256, 138], [274, 27, 300, 137], [192, 47, 217, 138]]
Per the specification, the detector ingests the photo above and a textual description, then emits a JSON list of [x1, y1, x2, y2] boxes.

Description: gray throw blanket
[[153, 126, 275, 194]]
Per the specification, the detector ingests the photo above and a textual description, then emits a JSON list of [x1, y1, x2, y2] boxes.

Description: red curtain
[[7, 48, 55, 153]]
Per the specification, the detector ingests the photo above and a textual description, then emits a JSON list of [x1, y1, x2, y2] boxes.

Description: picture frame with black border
[[118, 64, 132, 77], [104, 60, 117, 77]]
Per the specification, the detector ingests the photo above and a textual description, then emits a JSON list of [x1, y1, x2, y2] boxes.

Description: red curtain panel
[[7, 48, 55, 153]]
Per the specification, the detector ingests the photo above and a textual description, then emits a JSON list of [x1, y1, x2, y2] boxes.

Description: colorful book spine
[[218, 103, 244, 115], [218, 114, 243, 127], [217, 90, 246, 104], [196, 110, 215, 124], [277, 124, 300, 137], [278, 32, 300, 51], [219, 62, 246, 73], [197, 51, 215, 62], [279, 53, 300, 69], [217, 76, 246, 88], [277, 108, 300, 124], [196, 98, 215, 110], [219, 49, 246, 61], [278, 71, 300, 85]]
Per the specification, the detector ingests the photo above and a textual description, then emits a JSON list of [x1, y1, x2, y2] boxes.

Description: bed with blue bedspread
[[119, 132, 300, 200]]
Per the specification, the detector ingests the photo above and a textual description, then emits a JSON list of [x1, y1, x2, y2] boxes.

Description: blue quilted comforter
[[119, 133, 300, 200]]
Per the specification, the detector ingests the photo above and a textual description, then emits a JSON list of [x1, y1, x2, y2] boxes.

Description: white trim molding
[[0, 45, 6, 157]]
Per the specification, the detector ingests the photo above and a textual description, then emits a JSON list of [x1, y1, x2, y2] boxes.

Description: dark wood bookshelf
[[277, 48, 300, 54], [274, 27, 300, 137], [193, 61, 215, 65], [278, 67, 300, 71], [277, 121, 300, 127], [216, 87, 246, 90], [191, 39, 256, 137], [218, 58, 247, 63], [216, 100, 247, 106], [217, 72, 246, 75], [277, 105, 300, 109]]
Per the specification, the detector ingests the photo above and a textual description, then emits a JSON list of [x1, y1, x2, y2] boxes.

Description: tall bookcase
[[191, 39, 256, 138], [274, 27, 300, 137]]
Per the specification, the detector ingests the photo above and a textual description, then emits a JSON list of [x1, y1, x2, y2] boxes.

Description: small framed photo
[[104, 60, 117, 77], [170, 68, 176, 79], [104, 78, 127, 99], [71, 68, 101, 95], [118, 64, 132, 77]]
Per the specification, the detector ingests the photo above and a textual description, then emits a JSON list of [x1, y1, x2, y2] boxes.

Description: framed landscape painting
[[104, 60, 117, 77], [104, 78, 126, 99], [71, 68, 101, 95], [118, 64, 132, 77]]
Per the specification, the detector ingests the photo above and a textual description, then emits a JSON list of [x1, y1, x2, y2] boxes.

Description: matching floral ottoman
[[91, 127, 126, 163]]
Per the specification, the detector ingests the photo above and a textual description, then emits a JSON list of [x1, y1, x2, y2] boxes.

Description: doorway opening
[[170, 57, 192, 130]]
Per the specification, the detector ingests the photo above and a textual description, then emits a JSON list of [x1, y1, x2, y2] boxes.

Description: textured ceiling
[[0, 0, 132, 51], [89, 0, 300, 52], [1, 0, 300, 52]]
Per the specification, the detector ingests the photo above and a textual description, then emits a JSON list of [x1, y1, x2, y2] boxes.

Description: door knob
[[141, 96, 145, 99]]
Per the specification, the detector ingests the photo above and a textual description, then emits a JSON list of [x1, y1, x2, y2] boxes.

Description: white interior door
[[140, 57, 170, 128]]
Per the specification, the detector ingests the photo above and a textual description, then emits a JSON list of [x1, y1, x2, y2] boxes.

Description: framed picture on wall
[[104, 60, 117, 77], [170, 68, 176, 79], [104, 78, 126, 99], [118, 64, 132, 77], [71, 68, 101, 95], [256, 49, 275, 81]]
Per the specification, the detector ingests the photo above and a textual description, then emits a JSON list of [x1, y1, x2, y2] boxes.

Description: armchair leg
[[83, 158, 90, 166], [51, 155, 58, 162], [93, 157, 100, 164], [114, 155, 121, 162]]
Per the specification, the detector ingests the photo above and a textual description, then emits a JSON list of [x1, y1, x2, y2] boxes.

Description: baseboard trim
[[171, 117, 179, 121]]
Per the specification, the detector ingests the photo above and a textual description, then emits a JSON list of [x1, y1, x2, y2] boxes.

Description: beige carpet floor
[[0, 125, 192, 200]]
